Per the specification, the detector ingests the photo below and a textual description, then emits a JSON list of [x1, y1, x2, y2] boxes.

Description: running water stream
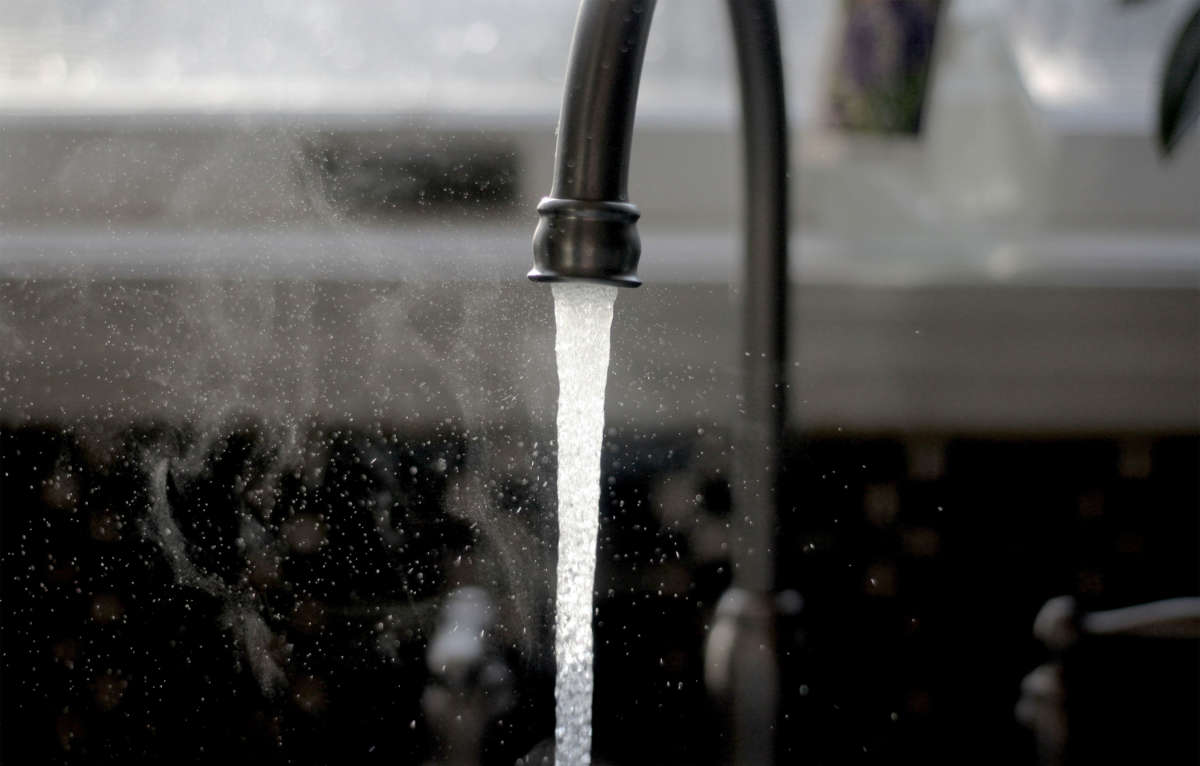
[[550, 282, 618, 766]]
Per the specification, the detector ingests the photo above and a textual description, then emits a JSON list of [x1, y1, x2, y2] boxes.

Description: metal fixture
[[1017, 596, 1200, 766], [424, 587, 515, 766], [529, 1, 789, 762]]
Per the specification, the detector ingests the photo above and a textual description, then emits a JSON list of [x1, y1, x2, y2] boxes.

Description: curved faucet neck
[[551, 0, 656, 202]]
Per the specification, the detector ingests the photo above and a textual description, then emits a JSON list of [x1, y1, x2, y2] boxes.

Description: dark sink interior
[[4, 421, 1195, 764]]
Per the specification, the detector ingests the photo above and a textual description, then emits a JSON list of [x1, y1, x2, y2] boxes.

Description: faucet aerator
[[529, 197, 642, 287]]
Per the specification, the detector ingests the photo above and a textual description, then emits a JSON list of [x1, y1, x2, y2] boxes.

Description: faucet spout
[[528, 0, 656, 287]]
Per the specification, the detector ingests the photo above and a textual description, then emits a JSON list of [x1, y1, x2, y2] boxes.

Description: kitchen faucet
[[529, 1, 790, 762]]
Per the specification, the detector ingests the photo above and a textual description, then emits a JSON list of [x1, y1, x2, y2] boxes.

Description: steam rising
[[0, 123, 561, 723]]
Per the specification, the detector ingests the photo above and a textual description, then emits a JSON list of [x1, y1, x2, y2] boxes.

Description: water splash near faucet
[[551, 283, 617, 766]]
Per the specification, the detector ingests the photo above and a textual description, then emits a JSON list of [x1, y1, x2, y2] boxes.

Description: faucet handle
[[1033, 595, 1200, 650]]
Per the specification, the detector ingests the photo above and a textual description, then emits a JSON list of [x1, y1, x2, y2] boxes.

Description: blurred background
[[1, 1, 1197, 764]]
